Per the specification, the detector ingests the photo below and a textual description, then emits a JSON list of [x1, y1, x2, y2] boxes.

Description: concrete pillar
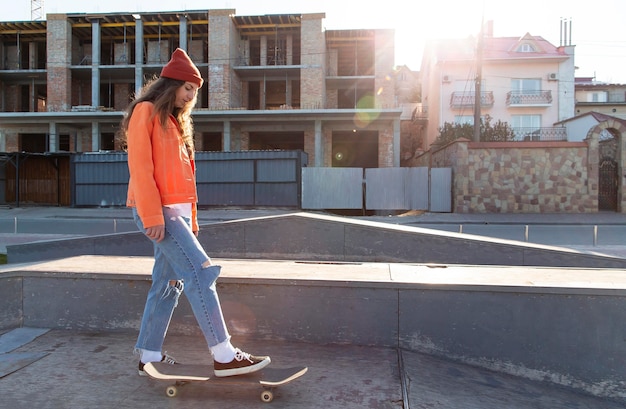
[[28, 42, 38, 69], [134, 17, 143, 94], [29, 77, 35, 112], [179, 15, 187, 50], [91, 19, 101, 108], [91, 122, 100, 151], [315, 120, 323, 167], [75, 131, 82, 152], [48, 122, 58, 152], [286, 34, 293, 65], [223, 120, 231, 152], [393, 119, 400, 167], [286, 79, 292, 107], [260, 36, 267, 66]]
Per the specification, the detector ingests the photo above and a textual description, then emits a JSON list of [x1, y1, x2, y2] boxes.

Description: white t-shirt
[[165, 203, 192, 219]]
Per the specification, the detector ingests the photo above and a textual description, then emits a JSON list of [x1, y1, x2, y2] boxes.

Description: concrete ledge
[[0, 255, 624, 402], [8, 212, 626, 268]]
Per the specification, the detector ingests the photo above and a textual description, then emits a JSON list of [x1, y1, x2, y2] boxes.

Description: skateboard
[[143, 362, 308, 402]]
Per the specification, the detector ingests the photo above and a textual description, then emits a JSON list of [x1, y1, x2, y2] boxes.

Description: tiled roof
[[427, 33, 567, 63]]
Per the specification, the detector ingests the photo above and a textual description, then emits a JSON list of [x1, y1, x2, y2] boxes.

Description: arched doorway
[[598, 129, 619, 211]]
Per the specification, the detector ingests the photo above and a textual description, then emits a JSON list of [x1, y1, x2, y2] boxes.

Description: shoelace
[[233, 349, 253, 363], [162, 352, 177, 365]]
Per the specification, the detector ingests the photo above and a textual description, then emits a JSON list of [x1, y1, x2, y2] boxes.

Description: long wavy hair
[[118, 76, 197, 158]]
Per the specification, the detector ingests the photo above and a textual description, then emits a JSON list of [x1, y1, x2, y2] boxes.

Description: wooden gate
[[3, 153, 71, 206], [598, 157, 618, 211]]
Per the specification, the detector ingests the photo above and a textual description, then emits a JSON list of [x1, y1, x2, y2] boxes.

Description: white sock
[[140, 349, 163, 364], [210, 339, 237, 363]]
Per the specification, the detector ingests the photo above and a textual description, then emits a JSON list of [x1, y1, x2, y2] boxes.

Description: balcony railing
[[450, 91, 494, 109], [506, 90, 552, 106], [512, 127, 567, 141], [412, 104, 428, 121]]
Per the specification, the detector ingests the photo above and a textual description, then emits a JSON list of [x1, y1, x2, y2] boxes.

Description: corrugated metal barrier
[[71, 150, 307, 208]]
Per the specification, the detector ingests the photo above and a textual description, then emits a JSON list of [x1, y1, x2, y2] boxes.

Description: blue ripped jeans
[[133, 206, 230, 352]]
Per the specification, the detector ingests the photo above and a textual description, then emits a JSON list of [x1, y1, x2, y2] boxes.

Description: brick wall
[[46, 14, 72, 112], [378, 127, 394, 167], [147, 41, 169, 64], [71, 78, 91, 107], [208, 9, 235, 109], [4, 85, 19, 111], [300, 14, 325, 109]]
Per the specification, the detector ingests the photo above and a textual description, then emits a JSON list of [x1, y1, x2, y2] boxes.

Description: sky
[[4, 0, 626, 83]]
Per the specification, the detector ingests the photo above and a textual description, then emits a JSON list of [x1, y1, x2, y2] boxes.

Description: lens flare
[[353, 95, 380, 128]]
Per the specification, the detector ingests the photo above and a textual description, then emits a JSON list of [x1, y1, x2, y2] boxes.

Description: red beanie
[[161, 48, 203, 87]]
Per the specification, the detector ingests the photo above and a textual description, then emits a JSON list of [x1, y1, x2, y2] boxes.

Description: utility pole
[[473, 18, 484, 142]]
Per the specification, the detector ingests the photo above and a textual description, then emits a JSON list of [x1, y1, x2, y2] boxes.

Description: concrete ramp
[[7, 212, 626, 268], [198, 213, 626, 267]]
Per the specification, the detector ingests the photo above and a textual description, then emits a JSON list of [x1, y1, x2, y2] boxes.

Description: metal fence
[[71, 150, 307, 207], [195, 151, 307, 207], [6, 151, 450, 212], [72, 152, 129, 207], [303, 167, 451, 212]]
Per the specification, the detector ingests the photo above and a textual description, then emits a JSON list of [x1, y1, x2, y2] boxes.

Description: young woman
[[120, 48, 270, 377]]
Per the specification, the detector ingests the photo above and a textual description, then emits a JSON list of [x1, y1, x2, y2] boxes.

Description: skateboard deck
[[144, 362, 307, 402]]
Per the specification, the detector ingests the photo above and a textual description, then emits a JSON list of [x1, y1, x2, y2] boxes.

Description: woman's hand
[[145, 225, 165, 242]]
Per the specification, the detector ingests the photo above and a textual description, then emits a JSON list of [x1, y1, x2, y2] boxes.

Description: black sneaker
[[138, 352, 177, 376], [213, 348, 271, 377]]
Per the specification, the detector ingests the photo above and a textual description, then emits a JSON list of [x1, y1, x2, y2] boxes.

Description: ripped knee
[[201, 259, 212, 269], [168, 279, 184, 292]]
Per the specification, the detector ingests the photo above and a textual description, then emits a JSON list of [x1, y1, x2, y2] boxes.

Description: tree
[[435, 115, 516, 145]]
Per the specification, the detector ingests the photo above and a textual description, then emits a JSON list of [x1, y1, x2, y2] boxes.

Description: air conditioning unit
[[548, 72, 558, 81], [442, 75, 451, 83]]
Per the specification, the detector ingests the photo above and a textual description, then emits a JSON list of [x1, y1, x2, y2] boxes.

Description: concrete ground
[[1, 207, 626, 408], [1, 327, 624, 409]]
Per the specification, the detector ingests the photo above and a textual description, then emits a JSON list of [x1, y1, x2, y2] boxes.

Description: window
[[455, 115, 475, 125], [516, 43, 535, 53], [511, 78, 541, 94], [511, 115, 540, 129], [511, 115, 541, 140], [59, 134, 70, 151], [589, 91, 608, 102]]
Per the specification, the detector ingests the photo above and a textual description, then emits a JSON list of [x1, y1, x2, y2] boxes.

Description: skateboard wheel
[[165, 385, 178, 398], [260, 389, 274, 403]]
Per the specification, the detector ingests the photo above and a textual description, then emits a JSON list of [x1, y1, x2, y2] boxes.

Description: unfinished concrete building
[[0, 9, 402, 168]]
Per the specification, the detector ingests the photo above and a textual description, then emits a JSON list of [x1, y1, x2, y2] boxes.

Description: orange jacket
[[126, 101, 199, 231]]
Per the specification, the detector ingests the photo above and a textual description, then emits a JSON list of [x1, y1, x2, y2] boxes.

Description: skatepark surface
[[1, 207, 626, 408], [2, 327, 624, 409]]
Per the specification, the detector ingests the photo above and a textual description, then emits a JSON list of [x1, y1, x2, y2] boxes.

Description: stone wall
[[429, 139, 597, 213]]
